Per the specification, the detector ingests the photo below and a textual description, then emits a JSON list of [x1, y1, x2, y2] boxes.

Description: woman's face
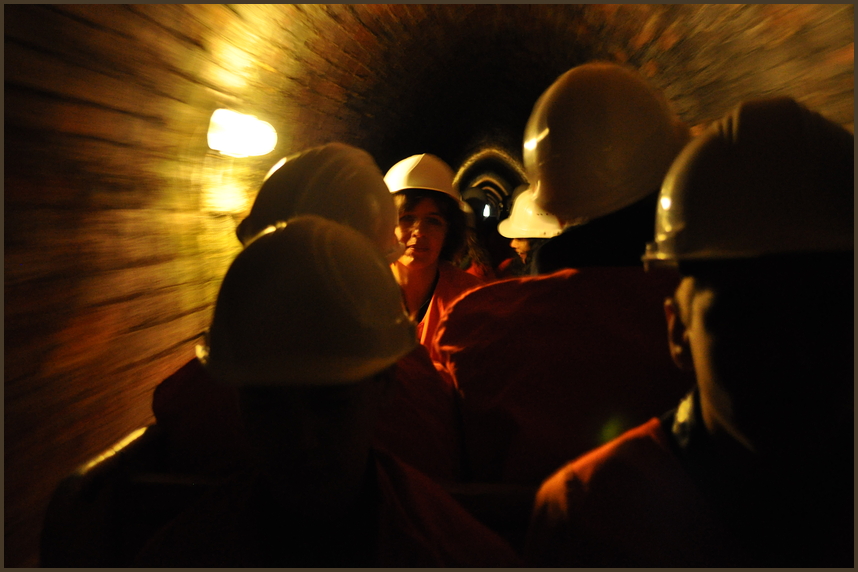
[[395, 196, 448, 269], [511, 238, 531, 263]]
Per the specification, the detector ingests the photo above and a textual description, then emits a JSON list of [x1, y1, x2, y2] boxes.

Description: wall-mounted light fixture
[[207, 109, 277, 158]]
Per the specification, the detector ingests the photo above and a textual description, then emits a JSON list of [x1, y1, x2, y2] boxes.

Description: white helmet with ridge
[[498, 187, 563, 239], [643, 97, 854, 267], [200, 215, 417, 386], [384, 153, 461, 203], [237, 142, 402, 262], [524, 61, 690, 225]]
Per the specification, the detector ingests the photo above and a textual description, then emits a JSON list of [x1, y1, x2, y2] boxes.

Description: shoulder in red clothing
[[528, 418, 746, 567], [561, 417, 673, 479], [430, 267, 691, 484], [419, 262, 486, 358], [438, 260, 485, 293], [373, 343, 462, 483]]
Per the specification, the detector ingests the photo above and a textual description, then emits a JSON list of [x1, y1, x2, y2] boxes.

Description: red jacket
[[526, 382, 856, 567], [431, 266, 694, 484], [152, 357, 249, 475], [525, 418, 749, 567], [135, 449, 522, 567], [153, 347, 463, 483], [372, 343, 463, 483]]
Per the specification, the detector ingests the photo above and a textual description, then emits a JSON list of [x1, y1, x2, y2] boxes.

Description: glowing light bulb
[[483, 204, 491, 218], [207, 109, 277, 158]]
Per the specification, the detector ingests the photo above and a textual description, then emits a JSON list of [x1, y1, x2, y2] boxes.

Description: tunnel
[[4, 4, 853, 566]]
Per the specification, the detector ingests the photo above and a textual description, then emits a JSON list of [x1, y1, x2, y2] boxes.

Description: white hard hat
[[201, 215, 417, 386], [237, 142, 402, 262], [384, 154, 460, 202], [643, 97, 854, 266], [524, 61, 689, 225], [498, 188, 563, 239]]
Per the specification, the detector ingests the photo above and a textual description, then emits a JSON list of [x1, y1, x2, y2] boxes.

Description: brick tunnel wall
[[4, 4, 853, 567]]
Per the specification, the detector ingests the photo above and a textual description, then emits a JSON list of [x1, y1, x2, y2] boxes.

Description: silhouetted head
[[237, 142, 402, 262], [651, 98, 853, 457], [201, 215, 416, 519], [523, 62, 690, 266]]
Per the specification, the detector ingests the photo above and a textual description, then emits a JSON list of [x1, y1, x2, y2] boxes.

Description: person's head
[[509, 237, 549, 265], [236, 142, 401, 262], [666, 258, 852, 457], [498, 187, 562, 265], [522, 62, 689, 267], [200, 215, 416, 519], [385, 154, 468, 267], [524, 61, 690, 227], [509, 238, 530, 263], [647, 97, 853, 458]]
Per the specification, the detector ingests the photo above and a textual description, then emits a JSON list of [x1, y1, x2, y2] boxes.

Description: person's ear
[[665, 297, 694, 372]]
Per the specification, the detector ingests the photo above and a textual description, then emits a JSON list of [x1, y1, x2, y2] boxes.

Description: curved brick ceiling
[[227, 4, 852, 176]]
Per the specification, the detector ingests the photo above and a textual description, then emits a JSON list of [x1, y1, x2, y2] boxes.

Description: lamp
[[207, 109, 277, 158]]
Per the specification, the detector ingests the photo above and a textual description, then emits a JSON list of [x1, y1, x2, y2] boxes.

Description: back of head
[[236, 143, 400, 261], [524, 61, 689, 225], [645, 96, 853, 265], [203, 215, 416, 387]]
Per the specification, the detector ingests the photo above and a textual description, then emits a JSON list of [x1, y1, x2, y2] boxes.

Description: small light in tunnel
[[660, 196, 672, 211], [207, 109, 277, 158], [483, 204, 491, 218]]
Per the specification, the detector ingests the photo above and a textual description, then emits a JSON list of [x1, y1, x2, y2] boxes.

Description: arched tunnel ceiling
[[209, 4, 852, 177]]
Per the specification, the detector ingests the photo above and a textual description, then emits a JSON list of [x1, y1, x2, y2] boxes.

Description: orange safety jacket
[[431, 266, 694, 485], [417, 261, 484, 364]]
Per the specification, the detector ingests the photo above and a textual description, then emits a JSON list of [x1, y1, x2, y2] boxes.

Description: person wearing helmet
[[152, 143, 464, 484], [136, 217, 522, 567], [235, 142, 402, 260], [153, 142, 398, 475], [496, 186, 563, 277], [526, 98, 853, 567], [429, 62, 694, 488], [525, 61, 689, 274], [384, 154, 485, 360]]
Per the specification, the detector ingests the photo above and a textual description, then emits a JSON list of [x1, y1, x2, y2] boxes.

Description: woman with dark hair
[[384, 154, 484, 360]]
